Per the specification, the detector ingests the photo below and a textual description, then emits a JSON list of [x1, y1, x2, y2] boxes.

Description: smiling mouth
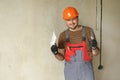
[[70, 23, 76, 26]]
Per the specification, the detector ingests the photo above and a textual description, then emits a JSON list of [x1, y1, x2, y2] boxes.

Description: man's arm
[[89, 28, 99, 56], [55, 49, 65, 61], [51, 44, 65, 61]]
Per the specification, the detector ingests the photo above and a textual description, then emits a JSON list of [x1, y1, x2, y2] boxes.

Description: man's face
[[66, 17, 78, 30]]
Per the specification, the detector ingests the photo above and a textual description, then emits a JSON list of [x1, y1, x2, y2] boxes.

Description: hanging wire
[[96, 0, 98, 30], [98, 0, 103, 70]]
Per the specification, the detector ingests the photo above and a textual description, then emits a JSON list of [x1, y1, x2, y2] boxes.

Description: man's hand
[[51, 43, 58, 55], [90, 39, 97, 50]]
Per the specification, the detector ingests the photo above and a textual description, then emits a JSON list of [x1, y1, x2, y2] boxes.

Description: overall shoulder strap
[[65, 29, 70, 42], [82, 26, 86, 41]]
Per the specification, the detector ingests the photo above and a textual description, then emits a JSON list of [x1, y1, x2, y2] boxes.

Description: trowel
[[50, 31, 57, 47]]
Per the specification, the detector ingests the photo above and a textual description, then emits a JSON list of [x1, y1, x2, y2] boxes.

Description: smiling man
[[51, 7, 99, 80]]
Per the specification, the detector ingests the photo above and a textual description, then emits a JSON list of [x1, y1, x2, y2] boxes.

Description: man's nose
[[70, 19, 74, 23]]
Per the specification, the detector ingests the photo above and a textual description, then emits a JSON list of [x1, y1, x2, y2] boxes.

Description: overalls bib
[[64, 26, 94, 80]]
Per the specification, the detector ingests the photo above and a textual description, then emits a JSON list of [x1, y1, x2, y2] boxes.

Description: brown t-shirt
[[58, 26, 96, 56]]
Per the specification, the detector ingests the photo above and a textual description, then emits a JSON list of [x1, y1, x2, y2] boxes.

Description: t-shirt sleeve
[[85, 27, 98, 50], [58, 32, 66, 49], [90, 28, 97, 41], [87, 27, 98, 47], [86, 27, 97, 41]]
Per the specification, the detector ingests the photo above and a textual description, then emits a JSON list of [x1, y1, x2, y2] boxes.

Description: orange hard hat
[[63, 7, 79, 20]]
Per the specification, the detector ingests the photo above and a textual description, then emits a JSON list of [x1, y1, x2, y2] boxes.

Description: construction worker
[[51, 6, 99, 80]]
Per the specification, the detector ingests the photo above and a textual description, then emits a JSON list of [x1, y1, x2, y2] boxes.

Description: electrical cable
[[98, 0, 103, 70], [96, 0, 98, 30]]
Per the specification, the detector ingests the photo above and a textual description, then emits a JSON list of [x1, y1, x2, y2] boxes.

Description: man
[[51, 7, 99, 80]]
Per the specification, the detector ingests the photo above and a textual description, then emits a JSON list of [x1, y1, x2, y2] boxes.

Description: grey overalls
[[64, 26, 94, 80]]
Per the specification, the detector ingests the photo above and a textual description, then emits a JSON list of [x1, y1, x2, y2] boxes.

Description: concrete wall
[[0, 0, 120, 80], [96, 0, 120, 80]]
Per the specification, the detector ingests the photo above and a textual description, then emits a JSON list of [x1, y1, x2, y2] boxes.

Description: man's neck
[[69, 25, 82, 32]]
